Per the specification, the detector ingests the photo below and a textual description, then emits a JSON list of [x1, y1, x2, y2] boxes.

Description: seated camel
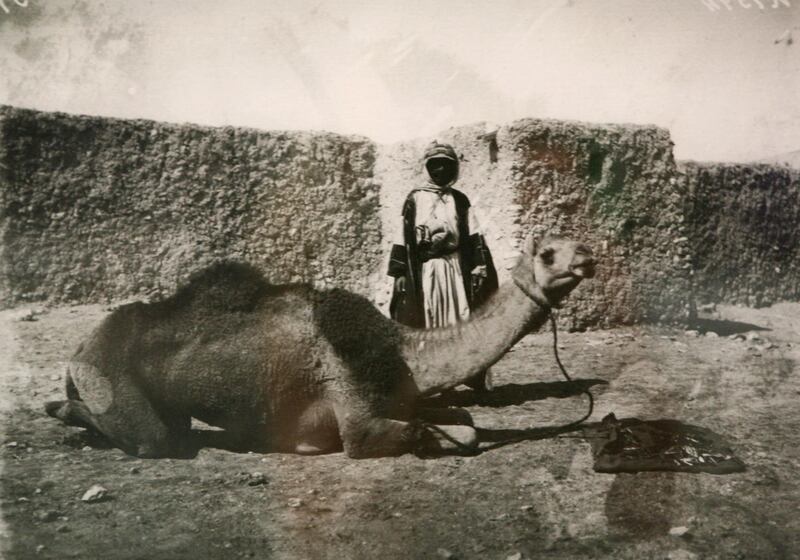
[[46, 235, 595, 458]]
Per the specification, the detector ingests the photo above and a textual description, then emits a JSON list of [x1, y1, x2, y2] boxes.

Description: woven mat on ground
[[584, 413, 746, 475]]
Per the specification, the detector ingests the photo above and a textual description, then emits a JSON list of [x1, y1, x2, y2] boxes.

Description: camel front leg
[[336, 410, 421, 458], [335, 404, 477, 458], [47, 363, 194, 458]]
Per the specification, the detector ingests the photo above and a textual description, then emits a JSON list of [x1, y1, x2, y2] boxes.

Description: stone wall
[[681, 161, 800, 307], [375, 119, 692, 329], [0, 105, 706, 328], [0, 106, 381, 305]]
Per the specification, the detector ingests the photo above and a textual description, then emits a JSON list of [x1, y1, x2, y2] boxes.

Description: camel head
[[512, 234, 596, 308]]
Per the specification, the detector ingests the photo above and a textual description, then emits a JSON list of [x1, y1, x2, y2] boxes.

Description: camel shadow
[[61, 429, 117, 450], [61, 425, 264, 458], [473, 423, 586, 452], [421, 379, 608, 409]]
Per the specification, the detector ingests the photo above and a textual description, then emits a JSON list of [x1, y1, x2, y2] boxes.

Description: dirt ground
[[1, 302, 799, 560]]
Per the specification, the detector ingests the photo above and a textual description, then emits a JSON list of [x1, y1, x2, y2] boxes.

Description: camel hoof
[[465, 369, 494, 392], [45, 400, 69, 420], [428, 425, 478, 453], [484, 369, 494, 391]]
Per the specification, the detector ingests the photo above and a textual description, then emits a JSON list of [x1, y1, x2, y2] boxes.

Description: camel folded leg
[[46, 399, 101, 431], [293, 401, 343, 455], [420, 423, 478, 455], [47, 365, 194, 459], [334, 403, 477, 458]]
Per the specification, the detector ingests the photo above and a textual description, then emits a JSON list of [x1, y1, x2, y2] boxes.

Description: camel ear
[[522, 234, 539, 256]]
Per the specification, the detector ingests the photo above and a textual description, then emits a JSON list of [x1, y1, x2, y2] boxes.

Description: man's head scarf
[[422, 142, 459, 190]]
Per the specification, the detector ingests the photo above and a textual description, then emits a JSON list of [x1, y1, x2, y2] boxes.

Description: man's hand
[[471, 275, 483, 295], [471, 265, 487, 295], [395, 276, 407, 293]]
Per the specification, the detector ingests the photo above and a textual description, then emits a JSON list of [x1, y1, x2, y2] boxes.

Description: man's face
[[426, 157, 457, 186]]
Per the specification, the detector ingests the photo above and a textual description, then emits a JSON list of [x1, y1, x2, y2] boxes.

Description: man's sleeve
[[467, 205, 490, 270], [388, 244, 407, 277], [388, 194, 414, 277]]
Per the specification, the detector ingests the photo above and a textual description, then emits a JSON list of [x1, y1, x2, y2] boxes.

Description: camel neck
[[513, 274, 551, 311], [401, 277, 551, 396]]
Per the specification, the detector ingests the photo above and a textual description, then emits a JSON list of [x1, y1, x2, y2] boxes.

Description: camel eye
[[539, 247, 555, 265]]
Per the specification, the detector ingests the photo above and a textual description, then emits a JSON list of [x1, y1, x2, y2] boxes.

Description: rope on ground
[[422, 310, 596, 455]]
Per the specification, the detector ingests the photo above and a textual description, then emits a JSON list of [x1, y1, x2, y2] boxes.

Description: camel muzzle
[[571, 257, 596, 279]]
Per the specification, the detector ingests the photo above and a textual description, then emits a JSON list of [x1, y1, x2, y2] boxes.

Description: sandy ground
[[1, 302, 799, 560]]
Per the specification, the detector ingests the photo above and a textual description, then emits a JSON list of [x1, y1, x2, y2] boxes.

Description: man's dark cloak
[[387, 188, 498, 328]]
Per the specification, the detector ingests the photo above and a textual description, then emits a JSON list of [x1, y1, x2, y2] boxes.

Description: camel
[[45, 235, 595, 459]]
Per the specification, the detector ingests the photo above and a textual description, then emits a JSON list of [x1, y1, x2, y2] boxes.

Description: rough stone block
[[681, 161, 800, 307], [374, 119, 692, 329], [0, 106, 699, 327], [0, 105, 381, 306]]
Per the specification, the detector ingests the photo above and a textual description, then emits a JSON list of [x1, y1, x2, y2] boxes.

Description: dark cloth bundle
[[585, 413, 746, 475]]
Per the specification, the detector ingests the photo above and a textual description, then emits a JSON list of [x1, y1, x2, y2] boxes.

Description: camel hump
[[312, 288, 412, 396], [164, 260, 272, 313]]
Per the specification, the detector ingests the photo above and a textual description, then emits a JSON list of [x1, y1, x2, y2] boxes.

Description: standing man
[[388, 141, 498, 391]]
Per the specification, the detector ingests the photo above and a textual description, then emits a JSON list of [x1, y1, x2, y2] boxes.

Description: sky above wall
[[0, 0, 798, 162]]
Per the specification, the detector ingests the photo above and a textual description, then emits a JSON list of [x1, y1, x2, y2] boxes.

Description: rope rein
[[419, 309, 595, 455], [549, 310, 595, 427]]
